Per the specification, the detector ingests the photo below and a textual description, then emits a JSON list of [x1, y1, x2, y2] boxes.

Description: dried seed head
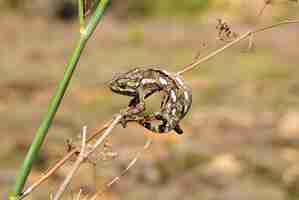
[[216, 19, 238, 42]]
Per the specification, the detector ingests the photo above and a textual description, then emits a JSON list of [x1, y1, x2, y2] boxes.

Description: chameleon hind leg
[[173, 124, 183, 134], [155, 112, 184, 134], [140, 112, 183, 134]]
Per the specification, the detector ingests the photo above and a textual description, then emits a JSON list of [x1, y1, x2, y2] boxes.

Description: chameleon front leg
[[120, 87, 146, 128], [129, 87, 146, 114]]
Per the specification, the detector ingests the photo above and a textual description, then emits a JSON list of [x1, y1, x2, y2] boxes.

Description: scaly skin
[[109, 67, 192, 134]]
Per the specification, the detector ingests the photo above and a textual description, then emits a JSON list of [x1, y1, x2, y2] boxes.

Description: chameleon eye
[[118, 79, 128, 85]]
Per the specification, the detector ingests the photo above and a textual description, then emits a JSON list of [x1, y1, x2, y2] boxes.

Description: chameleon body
[[109, 67, 192, 134]]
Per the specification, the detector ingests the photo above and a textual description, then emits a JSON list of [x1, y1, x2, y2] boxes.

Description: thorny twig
[[176, 19, 299, 76], [20, 119, 113, 199], [258, 0, 272, 17], [54, 115, 122, 200], [53, 126, 88, 200], [75, 189, 83, 200], [86, 114, 122, 156], [89, 138, 153, 200]]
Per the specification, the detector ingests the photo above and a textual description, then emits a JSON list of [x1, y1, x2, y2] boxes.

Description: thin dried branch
[[89, 138, 153, 200], [53, 115, 122, 200], [176, 19, 299, 76], [86, 114, 122, 156], [53, 126, 88, 200], [247, 34, 254, 51], [258, 0, 272, 17], [20, 119, 113, 199], [75, 189, 83, 200]]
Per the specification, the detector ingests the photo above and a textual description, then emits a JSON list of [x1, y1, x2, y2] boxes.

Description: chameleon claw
[[174, 124, 183, 134], [119, 117, 128, 128]]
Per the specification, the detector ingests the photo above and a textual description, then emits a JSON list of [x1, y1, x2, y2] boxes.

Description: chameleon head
[[108, 71, 140, 97]]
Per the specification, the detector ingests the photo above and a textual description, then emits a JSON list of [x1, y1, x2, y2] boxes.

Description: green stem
[[10, 0, 110, 199]]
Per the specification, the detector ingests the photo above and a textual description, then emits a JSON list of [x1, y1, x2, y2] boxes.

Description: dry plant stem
[[76, 189, 83, 200], [90, 138, 153, 200], [20, 120, 113, 199], [258, 3, 268, 17], [177, 19, 299, 76], [54, 114, 121, 200], [85, 114, 122, 156], [247, 34, 254, 50], [53, 126, 88, 200]]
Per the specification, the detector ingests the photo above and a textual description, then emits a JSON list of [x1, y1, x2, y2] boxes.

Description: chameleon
[[108, 67, 192, 134]]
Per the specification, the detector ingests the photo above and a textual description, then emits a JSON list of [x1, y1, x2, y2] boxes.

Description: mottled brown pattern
[[109, 67, 192, 134]]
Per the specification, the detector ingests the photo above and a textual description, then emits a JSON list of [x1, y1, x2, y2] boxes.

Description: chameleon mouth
[[109, 86, 137, 96]]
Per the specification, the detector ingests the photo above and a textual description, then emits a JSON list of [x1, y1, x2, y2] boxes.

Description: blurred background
[[1, 0, 299, 199]]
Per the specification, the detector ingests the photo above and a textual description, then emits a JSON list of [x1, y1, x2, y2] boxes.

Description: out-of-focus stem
[[79, 0, 85, 33]]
